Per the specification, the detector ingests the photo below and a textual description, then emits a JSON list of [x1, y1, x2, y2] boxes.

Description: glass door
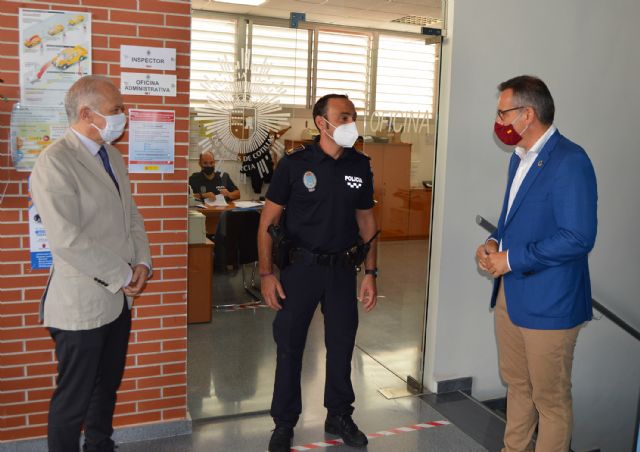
[[357, 35, 441, 388], [187, 14, 311, 420]]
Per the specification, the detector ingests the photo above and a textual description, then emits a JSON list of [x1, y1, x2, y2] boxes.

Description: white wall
[[426, 0, 640, 446], [571, 313, 640, 451]]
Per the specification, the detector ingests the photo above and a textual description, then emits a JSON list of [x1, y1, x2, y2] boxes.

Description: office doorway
[[186, 0, 443, 421], [356, 36, 440, 388]]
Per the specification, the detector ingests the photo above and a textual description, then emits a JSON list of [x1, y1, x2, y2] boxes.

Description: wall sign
[[128, 109, 175, 174], [121, 73, 176, 97], [120, 45, 176, 71]]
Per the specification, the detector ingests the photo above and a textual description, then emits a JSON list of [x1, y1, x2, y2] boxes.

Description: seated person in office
[[189, 150, 241, 202]]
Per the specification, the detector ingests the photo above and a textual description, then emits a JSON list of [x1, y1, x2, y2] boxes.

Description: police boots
[[324, 414, 368, 447]]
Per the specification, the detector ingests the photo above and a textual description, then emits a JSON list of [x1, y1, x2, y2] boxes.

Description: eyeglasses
[[496, 106, 525, 121]]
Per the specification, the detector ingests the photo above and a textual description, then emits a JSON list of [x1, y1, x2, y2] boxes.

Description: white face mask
[[91, 110, 127, 143], [324, 118, 359, 148]]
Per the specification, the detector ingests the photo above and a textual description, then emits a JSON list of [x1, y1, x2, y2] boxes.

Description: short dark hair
[[498, 75, 555, 125], [312, 94, 350, 129]]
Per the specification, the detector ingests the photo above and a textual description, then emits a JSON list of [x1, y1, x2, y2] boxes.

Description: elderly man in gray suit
[[31, 75, 152, 452]]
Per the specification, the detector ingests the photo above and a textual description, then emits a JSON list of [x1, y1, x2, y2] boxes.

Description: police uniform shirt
[[189, 171, 238, 197], [266, 141, 374, 254]]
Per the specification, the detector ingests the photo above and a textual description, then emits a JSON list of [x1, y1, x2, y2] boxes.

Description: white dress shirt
[[71, 127, 111, 168], [506, 125, 557, 220], [491, 125, 557, 269]]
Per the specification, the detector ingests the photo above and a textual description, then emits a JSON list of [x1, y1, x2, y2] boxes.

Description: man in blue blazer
[[476, 75, 597, 452]]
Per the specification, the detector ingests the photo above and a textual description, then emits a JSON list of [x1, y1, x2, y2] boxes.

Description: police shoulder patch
[[285, 144, 306, 156], [356, 148, 371, 159]]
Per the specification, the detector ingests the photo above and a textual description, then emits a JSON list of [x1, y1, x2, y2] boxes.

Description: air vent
[[391, 15, 443, 26]]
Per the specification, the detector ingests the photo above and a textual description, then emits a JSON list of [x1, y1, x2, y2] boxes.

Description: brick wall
[[0, 0, 191, 442]]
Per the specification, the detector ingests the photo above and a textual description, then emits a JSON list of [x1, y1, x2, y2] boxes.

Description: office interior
[[184, 1, 640, 452], [1, 0, 638, 451], [185, 0, 439, 424]]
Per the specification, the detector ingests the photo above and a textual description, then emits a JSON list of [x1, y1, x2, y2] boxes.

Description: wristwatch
[[364, 268, 378, 278]]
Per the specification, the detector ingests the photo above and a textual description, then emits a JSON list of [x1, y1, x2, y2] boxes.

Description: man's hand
[[358, 275, 377, 312], [261, 274, 286, 311], [476, 240, 498, 273], [218, 188, 230, 197], [124, 264, 149, 297], [485, 251, 510, 278]]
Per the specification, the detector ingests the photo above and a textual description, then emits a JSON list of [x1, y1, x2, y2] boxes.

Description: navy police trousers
[[270, 261, 359, 428]]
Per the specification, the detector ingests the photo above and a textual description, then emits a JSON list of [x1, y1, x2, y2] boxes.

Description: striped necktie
[[98, 145, 120, 192]]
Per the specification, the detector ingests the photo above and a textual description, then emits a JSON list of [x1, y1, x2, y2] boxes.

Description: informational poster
[[10, 103, 68, 172], [128, 109, 175, 173], [19, 8, 91, 106], [28, 186, 52, 270]]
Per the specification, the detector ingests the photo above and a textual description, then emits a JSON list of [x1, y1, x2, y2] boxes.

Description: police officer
[[188, 150, 240, 202], [258, 94, 378, 452]]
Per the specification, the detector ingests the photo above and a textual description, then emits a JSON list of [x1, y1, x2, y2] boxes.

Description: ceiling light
[[212, 0, 266, 6]]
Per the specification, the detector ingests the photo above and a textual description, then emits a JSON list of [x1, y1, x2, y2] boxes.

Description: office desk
[[187, 238, 214, 323], [195, 203, 236, 236], [193, 202, 264, 236]]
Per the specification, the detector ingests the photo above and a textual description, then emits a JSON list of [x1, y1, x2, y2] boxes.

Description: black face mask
[[202, 166, 215, 176]]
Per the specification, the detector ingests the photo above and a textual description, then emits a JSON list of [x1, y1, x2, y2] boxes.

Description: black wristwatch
[[364, 268, 378, 278]]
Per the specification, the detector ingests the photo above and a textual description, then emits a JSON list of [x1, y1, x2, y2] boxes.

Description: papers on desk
[[205, 194, 228, 207], [234, 200, 264, 209]]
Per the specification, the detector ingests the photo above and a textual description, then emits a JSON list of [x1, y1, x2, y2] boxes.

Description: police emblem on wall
[[241, 134, 275, 193], [194, 48, 291, 181]]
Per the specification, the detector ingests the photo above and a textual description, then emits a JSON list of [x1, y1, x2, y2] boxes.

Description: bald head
[[199, 150, 215, 166], [65, 75, 120, 123]]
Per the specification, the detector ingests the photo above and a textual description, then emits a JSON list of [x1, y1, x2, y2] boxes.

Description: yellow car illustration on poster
[[24, 34, 42, 48], [68, 15, 85, 26], [52, 45, 88, 70], [48, 24, 64, 36]]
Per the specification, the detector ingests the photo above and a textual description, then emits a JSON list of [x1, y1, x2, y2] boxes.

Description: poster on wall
[[10, 103, 68, 172], [19, 8, 92, 106], [28, 185, 52, 270], [128, 109, 175, 173]]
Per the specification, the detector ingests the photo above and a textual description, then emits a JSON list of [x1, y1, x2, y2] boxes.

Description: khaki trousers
[[495, 282, 580, 452]]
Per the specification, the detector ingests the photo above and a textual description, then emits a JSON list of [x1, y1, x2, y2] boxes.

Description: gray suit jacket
[[30, 129, 152, 330]]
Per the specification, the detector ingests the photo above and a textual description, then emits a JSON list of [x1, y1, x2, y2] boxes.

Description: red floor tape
[[290, 420, 451, 450]]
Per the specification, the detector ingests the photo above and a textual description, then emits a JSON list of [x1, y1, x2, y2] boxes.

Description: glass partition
[[187, 3, 442, 421], [357, 35, 439, 386]]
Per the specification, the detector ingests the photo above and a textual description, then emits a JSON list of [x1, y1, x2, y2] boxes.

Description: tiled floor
[[117, 240, 504, 451], [188, 239, 431, 420], [121, 340, 490, 451]]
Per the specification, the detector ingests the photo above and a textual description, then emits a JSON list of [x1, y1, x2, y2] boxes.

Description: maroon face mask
[[494, 122, 523, 146]]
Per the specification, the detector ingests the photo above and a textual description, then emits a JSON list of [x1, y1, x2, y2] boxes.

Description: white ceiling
[[192, 0, 443, 33]]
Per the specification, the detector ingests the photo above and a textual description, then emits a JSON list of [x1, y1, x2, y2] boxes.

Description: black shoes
[[268, 426, 293, 452], [269, 415, 367, 450], [324, 414, 368, 448]]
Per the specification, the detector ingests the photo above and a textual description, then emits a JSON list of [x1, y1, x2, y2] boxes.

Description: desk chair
[[214, 208, 262, 309]]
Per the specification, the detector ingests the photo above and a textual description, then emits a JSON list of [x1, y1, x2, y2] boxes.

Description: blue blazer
[[489, 130, 598, 329]]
